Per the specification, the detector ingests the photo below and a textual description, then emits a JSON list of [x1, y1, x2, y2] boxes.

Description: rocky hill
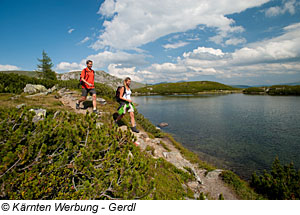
[[57, 70, 145, 89]]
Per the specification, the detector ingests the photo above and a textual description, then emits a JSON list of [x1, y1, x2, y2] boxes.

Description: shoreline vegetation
[[1, 71, 299, 199], [133, 81, 241, 95], [132, 80, 300, 96], [243, 85, 300, 95]]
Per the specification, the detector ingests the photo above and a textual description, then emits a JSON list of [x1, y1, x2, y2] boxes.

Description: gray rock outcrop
[[29, 108, 46, 123], [158, 122, 169, 127], [24, 84, 47, 94]]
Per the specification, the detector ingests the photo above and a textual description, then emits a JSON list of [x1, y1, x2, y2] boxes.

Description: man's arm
[[80, 77, 92, 87], [80, 70, 92, 87]]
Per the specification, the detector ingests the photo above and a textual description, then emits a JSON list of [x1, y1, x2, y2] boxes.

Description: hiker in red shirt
[[76, 60, 98, 114]]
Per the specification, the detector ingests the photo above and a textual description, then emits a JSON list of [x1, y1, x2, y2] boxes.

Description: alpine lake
[[133, 93, 300, 180]]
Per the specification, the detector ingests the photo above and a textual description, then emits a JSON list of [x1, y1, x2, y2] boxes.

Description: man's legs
[[78, 96, 86, 104], [92, 93, 97, 110], [76, 88, 88, 109]]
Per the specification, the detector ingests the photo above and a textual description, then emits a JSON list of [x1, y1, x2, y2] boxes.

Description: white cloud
[[93, 0, 269, 50], [107, 64, 144, 82], [265, 0, 297, 17], [68, 28, 75, 34], [225, 37, 247, 46], [0, 64, 20, 71], [78, 37, 90, 45], [163, 42, 189, 49], [231, 22, 300, 65], [97, 0, 117, 17], [55, 62, 84, 71], [139, 22, 300, 83], [85, 51, 148, 69], [183, 47, 225, 58], [56, 51, 148, 72]]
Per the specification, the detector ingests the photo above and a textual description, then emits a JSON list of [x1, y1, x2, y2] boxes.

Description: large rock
[[47, 85, 57, 94], [25, 92, 48, 98], [86, 96, 107, 104], [16, 103, 26, 109], [158, 122, 169, 127], [24, 84, 47, 94], [29, 108, 46, 123]]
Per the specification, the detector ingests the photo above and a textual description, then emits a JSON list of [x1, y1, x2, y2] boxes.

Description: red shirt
[[80, 68, 95, 89]]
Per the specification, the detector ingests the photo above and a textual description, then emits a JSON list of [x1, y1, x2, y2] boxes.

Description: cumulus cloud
[[56, 51, 148, 72], [231, 22, 300, 65], [265, 0, 298, 17], [107, 64, 144, 82], [92, 0, 269, 50], [139, 22, 300, 83], [0, 64, 20, 71], [163, 42, 189, 49], [55, 62, 84, 71], [85, 51, 148, 68]]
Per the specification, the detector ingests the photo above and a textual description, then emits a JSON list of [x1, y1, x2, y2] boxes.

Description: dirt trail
[[58, 88, 239, 200]]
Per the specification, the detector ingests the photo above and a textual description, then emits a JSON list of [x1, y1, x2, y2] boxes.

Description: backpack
[[78, 68, 94, 88], [115, 86, 126, 103]]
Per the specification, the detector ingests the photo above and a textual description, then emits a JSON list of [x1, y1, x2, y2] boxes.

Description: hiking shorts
[[81, 88, 96, 97]]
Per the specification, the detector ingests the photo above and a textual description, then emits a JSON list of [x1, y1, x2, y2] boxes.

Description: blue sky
[[0, 0, 300, 85]]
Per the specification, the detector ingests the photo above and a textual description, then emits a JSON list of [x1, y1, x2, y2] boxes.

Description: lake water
[[133, 94, 300, 179]]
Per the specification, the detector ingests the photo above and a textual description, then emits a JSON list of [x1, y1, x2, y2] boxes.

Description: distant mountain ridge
[[0, 70, 145, 89], [56, 70, 145, 89]]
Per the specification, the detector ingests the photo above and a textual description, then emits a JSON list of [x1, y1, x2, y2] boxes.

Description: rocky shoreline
[[55, 87, 239, 199], [7, 84, 242, 199]]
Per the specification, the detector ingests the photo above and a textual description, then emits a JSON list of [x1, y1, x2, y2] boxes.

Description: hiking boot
[[131, 126, 140, 133], [93, 109, 99, 114], [76, 102, 80, 109]]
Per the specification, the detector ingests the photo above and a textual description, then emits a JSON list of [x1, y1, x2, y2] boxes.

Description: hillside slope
[[0, 70, 145, 90], [57, 70, 145, 89], [134, 81, 240, 95]]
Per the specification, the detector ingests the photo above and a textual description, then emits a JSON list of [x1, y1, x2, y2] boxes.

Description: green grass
[[134, 81, 239, 95], [243, 85, 300, 95], [0, 108, 196, 200], [220, 170, 264, 200], [164, 133, 216, 171], [243, 87, 265, 94]]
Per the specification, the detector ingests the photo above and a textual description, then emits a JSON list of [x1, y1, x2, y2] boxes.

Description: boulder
[[25, 92, 48, 98], [16, 103, 26, 109], [158, 122, 169, 127], [163, 152, 169, 158], [205, 169, 223, 179], [86, 96, 107, 104], [47, 85, 57, 93], [11, 95, 21, 100], [96, 98, 106, 105], [29, 108, 46, 123], [24, 84, 47, 94]]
